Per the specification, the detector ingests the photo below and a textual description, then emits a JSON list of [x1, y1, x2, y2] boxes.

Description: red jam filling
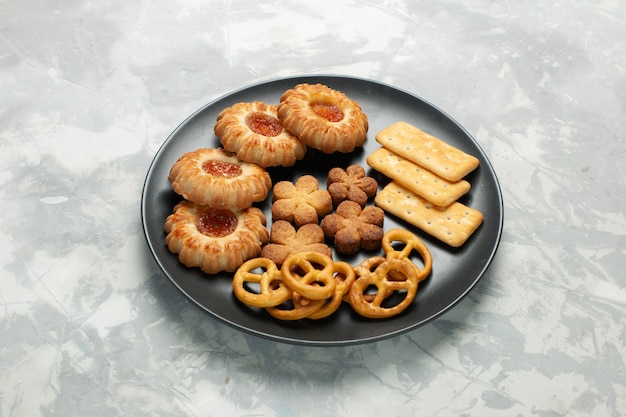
[[311, 102, 344, 122], [246, 112, 283, 137], [197, 208, 237, 237], [202, 160, 242, 177]]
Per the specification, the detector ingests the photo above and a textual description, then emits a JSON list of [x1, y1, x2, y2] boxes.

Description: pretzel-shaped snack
[[344, 256, 387, 303], [309, 261, 356, 320], [280, 251, 336, 301], [265, 291, 326, 321], [348, 258, 419, 319], [232, 257, 290, 308], [381, 228, 433, 282]]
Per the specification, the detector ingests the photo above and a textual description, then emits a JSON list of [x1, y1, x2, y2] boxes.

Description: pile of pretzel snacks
[[233, 228, 432, 320]]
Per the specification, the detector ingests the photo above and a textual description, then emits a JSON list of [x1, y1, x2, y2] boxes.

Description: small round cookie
[[277, 83, 368, 154], [165, 201, 269, 274], [215, 101, 307, 167], [168, 148, 271, 208]]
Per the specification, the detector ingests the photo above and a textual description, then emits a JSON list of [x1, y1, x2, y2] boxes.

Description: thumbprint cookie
[[168, 148, 271, 209], [215, 101, 307, 167], [277, 83, 368, 154], [165, 201, 269, 274]]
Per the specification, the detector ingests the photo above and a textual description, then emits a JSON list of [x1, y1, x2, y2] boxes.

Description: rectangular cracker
[[375, 121, 480, 182], [375, 181, 483, 247], [367, 147, 471, 207]]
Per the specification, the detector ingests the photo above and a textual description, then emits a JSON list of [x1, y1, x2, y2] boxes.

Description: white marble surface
[[1, 1, 625, 416]]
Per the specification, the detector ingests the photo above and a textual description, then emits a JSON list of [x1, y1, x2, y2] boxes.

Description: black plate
[[141, 75, 503, 346]]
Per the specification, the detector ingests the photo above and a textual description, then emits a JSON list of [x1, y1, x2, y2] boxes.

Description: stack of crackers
[[367, 121, 483, 247]]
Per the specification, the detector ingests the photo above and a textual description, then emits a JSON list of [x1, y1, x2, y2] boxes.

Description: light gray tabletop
[[1, 1, 624, 416]]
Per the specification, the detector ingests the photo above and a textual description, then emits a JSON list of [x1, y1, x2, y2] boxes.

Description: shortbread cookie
[[375, 182, 483, 247], [271, 175, 333, 227], [327, 164, 378, 207], [367, 147, 470, 207], [261, 220, 332, 266], [375, 121, 479, 182], [320, 200, 384, 255]]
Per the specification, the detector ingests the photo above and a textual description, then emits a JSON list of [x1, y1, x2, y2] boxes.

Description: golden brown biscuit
[[320, 200, 385, 255], [215, 101, 307, 167], [271, 175, 333, 227], [168, 148, 271, 208], [261, 220, 332, 266], [277, 83, 368, 154], [164, 201, 269, 274], [367, 147, 470, 207], [375, 121, 479, 182], [327, 164, 378, 207], [375, 181, 483, 247]]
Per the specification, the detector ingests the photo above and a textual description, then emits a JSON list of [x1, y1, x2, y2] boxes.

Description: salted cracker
[[367, 147, 471, 207], [375, 121, 479, 182], [375, 181, 483, 247]]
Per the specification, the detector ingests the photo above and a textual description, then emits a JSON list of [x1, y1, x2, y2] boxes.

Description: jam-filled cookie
[[168, 148, 271, 208], [165, 201, 269, 274], [215, 101, 307, 167], [277, 83, 368, 154]]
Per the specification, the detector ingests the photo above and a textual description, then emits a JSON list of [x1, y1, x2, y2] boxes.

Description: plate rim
[[141, 74, 504, 346]]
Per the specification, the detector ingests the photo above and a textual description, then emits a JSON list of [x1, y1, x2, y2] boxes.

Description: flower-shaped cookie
[[320, 200, 385, 255], [327, 165, 378, 207], [261, 220, 332, 266], [271, 175, 333, 227]]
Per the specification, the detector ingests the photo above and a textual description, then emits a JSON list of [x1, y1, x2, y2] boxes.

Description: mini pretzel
[[381, 228, 433, 282], [348, 258, 419, 319], [346, 256, 390, 303], [309, 261, 355, 320], [265, 291, 325, 321], [232, 257, 290, 308], [280, 251, 336, 301]]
